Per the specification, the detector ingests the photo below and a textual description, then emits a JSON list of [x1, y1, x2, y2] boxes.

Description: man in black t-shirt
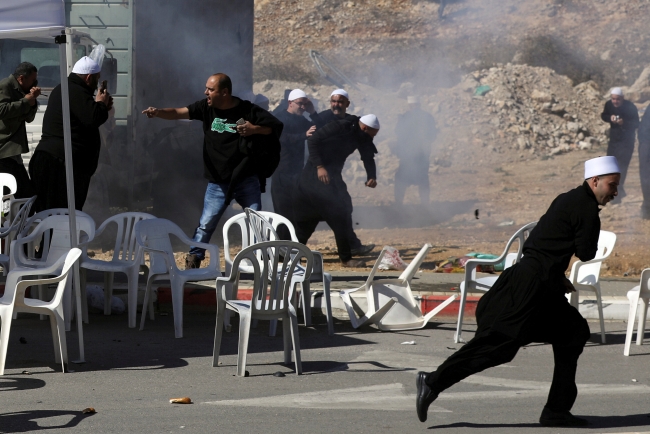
[[143, 73, 282, 269]]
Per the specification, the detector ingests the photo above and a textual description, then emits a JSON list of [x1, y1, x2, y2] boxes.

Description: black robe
[[475, 181, 600, 341]]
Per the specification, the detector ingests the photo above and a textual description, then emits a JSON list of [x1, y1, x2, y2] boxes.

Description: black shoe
[[416, 371, 438, 423], [185, 254, 202, 270], [341, 259, 365, 268], [350, 244, 375, 257], [539, 407, 589, 427]]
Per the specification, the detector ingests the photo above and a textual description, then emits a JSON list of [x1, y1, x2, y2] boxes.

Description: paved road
[[1, 310, 650, 433]]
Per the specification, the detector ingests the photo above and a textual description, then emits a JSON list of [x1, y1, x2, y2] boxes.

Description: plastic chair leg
[[171, 277, 185, 338], [38, 283, 47, 320], [236, 311, 252, 377], [323, 275, 334, 335], [624, 293, 639, 356], [63, 278, 73, 332], [0, 308, 14, 375], [595, 290, 606, 344], [282, 317, 291, 364], [53, 306, 68, 372], [104, 271, 114, 316], [126, 267, 141, 328], [212, 300, 227, 367], [139, 278, 155, 331], [49, 312, 61, 364], [638, 298, 649, 346], [301, 280, 312, 326], [288, 312, 302, 375], [454, 283, 468, 344]]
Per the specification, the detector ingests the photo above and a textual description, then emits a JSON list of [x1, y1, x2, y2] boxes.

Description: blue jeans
[[189, 176, 261, 260]]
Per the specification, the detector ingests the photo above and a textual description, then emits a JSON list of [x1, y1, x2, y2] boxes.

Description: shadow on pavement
[[429, 413, 650, 430], [0, 410, 94, 432], [0, 377, 46, 392]]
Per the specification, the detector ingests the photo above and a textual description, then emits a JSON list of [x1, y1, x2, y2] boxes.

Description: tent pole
[[57, 31, 85, 363]]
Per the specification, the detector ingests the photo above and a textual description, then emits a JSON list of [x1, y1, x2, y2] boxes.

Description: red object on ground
[[420, 294, 481, 317]]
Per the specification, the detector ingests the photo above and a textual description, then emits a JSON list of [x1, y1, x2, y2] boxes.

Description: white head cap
[[72, 56, 101, 75], [359, 114, 380, 129], [288, 89, 307, 101], [407, 96, 419, 104], [330, 89, 349, 99], [584, 156, 620, 179], [610, 87, 624, 96]]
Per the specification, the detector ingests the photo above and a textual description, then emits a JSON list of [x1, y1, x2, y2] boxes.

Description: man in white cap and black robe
[[293, 114, 379, 267], [30, 56, 113, 212], [271, 89, 315, 239], [416, 156, 621, 427], [600, 87, 638, 202], [306, 88, 375, 256]]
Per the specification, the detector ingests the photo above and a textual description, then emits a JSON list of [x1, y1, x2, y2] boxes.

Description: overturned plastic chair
[[0, 196, 36, 274], [340, 244, 457, 331], [247, 209, 334, 335], [213, 240, 313, 376], [135, 218, 221, 338], [0, 248, 81, 375], [453, 221, 537, 343], [624, 268, 650, 356], [80, 212, 155, 328], [567, 230, 616, 344]]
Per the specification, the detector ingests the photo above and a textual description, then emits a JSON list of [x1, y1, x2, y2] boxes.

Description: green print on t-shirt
[[211, 117, 237, 133]]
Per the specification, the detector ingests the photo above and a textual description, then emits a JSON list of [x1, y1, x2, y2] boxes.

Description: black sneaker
[[539, 407, 589, 427], [350, 244, 375, 257], [185, 254, 202, 270]]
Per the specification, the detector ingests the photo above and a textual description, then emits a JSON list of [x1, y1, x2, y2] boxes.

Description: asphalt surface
[[2, 307, 650, 433]]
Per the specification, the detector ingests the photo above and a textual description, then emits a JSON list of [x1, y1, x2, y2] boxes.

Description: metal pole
[[57, 30, 85, 363]]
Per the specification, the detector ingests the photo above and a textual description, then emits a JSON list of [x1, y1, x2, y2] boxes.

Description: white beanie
[[288, 89, 307, 100], [72, 56, 101, 74], [359, 114, 380, 129], [330, 89, 349, 99], [610, 87, 624, 96], [584, 156, 620, 179]]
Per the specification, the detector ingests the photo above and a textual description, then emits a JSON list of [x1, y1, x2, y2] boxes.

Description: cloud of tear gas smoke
[[127, 0, 255, 234]]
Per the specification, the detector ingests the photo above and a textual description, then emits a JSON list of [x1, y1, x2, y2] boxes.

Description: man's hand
[[304, 100, 316, 115], [365, 178, 377, 188], [96, 89, 113, 110], [237, 122, 272, 137], [610, 115, 624, 125], [317, 166, 329, 184], [25, 87, 41, 106], [306, 125, 316, 137], [142, 107, 159, 118], [562, 279, 576, 294]]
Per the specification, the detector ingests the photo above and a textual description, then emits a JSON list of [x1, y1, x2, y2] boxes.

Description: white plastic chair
[[0, 196, 36, 274], [340, 244, 457, 330], [0, 248, 81, 375], [0, 173, 17, 208], [247, 209, 334, 335], [212, 240, 313, 376], [80, 212, 155, 328], [135, 218, 221, 338], [567, 230, 616, 344], [624, 268, 650, 356], [11, 214, 95, 331], [455, 221, 537, 343]]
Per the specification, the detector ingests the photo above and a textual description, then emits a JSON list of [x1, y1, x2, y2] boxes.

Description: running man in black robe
[[416, 156, 621, 427], [271, 89, 315, 239], [293, 114, 379, 267]]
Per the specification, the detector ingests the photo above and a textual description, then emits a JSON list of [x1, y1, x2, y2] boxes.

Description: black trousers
[[293, 166, 353, 262], [425, 295, 590, 412], [0, 155, 35, 199], [29, 151, 92, 213], [607, 137, 635, 197]]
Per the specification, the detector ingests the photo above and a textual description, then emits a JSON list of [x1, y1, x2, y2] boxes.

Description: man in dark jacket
[[271, 89, 315, 239], [30, 56, 113, 212], [600, 87, 638, 202], [306, 88, 375, 257], [293, 114, 379, 267], [0, 62, 40, 198], [142, 73, 283, 269], [416, 156, 621, 427], [638, 108, 650, 219]]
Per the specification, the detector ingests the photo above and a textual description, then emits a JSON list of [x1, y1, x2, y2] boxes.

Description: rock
[[601, 50, 611, 61], [567, 122, 580, 133], [578, 141, 592, 150], [531, 89, 553, 102]]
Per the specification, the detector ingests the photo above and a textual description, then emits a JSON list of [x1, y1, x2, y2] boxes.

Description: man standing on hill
[[416, 156, 621, 427], [142, 73, 282, 269], [391, 96, 436, 206], [0, 62, 40, 198], [600, 87, 638, 203]]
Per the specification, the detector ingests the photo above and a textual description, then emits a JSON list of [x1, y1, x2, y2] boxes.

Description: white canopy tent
[[1, 0, 87, 362]]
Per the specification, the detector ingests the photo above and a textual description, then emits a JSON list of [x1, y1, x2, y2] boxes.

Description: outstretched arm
[[142, 107, 189, 120]]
